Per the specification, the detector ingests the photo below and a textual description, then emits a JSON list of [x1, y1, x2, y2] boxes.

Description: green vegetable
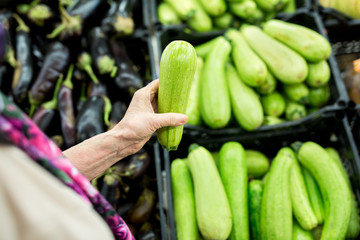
[[248, 180, 264, 240], [261, 147, 295, 240], [263, 19, 332, 62], [282, 0, 296, 13], [308, 84, 330, 107], [226, 63, 264, 131], [325, 148, 360, 239], [290, 157, 318, 230], [194, 37, 222, 59], [285, 100, 306, 121], [198, 0, 227, 16], [256, 71, 277, 95], [171, 159, 198, 240], [213, 12, 234, 29], [157, 2, 182, 25], [157, 41, 197, 151], [261, 91, 286, 117], [188, 146, 232, 240], [245, 149, 270, 178], [242, 25, 308, 84], [255, 0, 289, 12], [229, 1, 264, 24], [306, 60, 331, 87], [186, 57, 204, 126], [165, 0, 197, 19], [293, 220, 314, 240], [186, 5, 213, 32], [226, 29, 267, 87], [200, 37, 232, 129], [295, 141, 352, 240], [283, 83, 310, 104], [302, 168, 325, 224], [219, 142, 249, 240], [263, 116, 285, 126]]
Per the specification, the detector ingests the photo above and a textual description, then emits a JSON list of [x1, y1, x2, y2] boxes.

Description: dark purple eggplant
[[76, 81, 87, 113], [11, 14, 34, 105], [0, 0, 13, 9], [101, 0, 136, 37], [88, 27, 116, 76], [109, 38, 143, 96], [127, 188, 156, 225], [100, 170, 122, 208], [0, 64, 11, 94], [76, 52, 99, 84], [29, 41, 70, 112], [0, 22, 6, 60], [108, 100, 127, 130], [0, 11, 16, 68], [114, 149, 152, 180], [58, 65, 76, 148], [75, 94, 112, 142], [32, 74, 63, 132], [87, 80, 108, 98], [138, 222, 157, 240]]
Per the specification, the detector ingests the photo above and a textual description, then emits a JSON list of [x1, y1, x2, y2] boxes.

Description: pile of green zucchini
[[185, 19, 332, 130], [171, 141, 360, 240], [157, 0, 298, 32]]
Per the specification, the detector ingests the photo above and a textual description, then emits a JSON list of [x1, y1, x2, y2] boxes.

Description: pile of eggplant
[[0, 0, 160, 239]]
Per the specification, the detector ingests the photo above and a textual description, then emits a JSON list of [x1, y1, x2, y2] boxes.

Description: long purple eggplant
[[58, 65, 76, 148], [101, 0, 136, 37], [11, 14, 34, 105], [127, 188, 156, 225], [108, 100, 127, 130], [88, 27, 116, 75], [113, 149, 151, 180], [109, 38, 143, 97], [0, 10, 16, 68], [75, 94, 112, 142], [29, 41, 70, 113], [32, 74, 63, 132]]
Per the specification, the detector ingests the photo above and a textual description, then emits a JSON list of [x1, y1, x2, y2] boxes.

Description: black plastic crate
[[158, 114, 360, 239], [149, 0, 312, 33], [151, 11, 349, 139], [314, 0, 360, 27]]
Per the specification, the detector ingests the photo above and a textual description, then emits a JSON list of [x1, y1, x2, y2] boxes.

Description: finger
[[146, 79, 159, 93], [154, 113, 188, 128]]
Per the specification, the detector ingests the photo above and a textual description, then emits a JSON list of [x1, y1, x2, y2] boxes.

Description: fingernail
[[177, 116, 188, 126]]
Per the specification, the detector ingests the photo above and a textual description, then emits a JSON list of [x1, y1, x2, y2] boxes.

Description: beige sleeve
[[0, 144, 115, 240]]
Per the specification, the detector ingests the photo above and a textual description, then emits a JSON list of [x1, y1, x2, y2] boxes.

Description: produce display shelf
[[149, 0, 312, 33], [158, 113, 360, 239], [314, 0, 360, 27], [151, 11, 350, 141]]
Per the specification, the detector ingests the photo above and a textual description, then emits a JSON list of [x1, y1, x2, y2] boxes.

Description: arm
[[63, 79, 188, 180]]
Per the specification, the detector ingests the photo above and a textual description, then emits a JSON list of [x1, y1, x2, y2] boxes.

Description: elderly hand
[[63, 79, 188, 180]]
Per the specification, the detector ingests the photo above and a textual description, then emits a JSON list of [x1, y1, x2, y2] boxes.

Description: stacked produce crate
[[148, 0, 360, 239]]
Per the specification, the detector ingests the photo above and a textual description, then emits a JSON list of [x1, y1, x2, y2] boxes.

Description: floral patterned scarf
[[0, 91, 135, 240]]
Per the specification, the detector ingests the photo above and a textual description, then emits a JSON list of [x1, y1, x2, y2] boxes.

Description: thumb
[[154, 113, 188, 128]]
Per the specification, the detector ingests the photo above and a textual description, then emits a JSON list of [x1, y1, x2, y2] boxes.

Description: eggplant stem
[[6, 48, 17, 68], [83, 65, 99, 84], [42, 74, 64, 110], [28, 104, 37, 118], [110, 66, 118, 78], [59, 3, 74, 23], [63, 64, 74, 90], [16, 0, 41, 14], [103, 96, 112, 127], [13, 13, 30, 32], [47, 23, 66, 39]]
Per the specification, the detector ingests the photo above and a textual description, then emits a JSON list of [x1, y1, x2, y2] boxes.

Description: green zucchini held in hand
[[157, 41, 197, 151]]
